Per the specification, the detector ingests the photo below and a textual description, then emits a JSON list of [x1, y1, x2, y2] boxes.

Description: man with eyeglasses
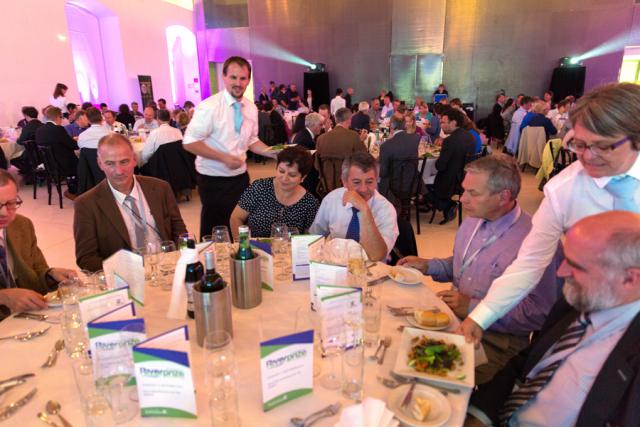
[[0, 170, 76, 319], [460, 82, 640, 345]]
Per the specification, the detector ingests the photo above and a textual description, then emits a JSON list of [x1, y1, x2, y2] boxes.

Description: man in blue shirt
[[64, 110, 89, 138]]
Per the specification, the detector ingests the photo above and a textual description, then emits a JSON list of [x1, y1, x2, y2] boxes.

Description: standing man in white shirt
[[182, 56, 275, 238], [78, 107, 111, 150], [141, 109, 183, 165], [461, 82, 640, 344], [330, 88, 346, 117], [310, 152, 399, 261]]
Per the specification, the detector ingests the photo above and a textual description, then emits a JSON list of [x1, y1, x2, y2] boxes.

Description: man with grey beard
[[465, 211, 640, 427]]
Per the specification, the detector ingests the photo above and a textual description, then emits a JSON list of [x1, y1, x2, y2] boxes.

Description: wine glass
[[347, 244, 366, 287], [159, 240, 177, 291], [271, 223, 289, 269], [319, 325, 344, 390], [134, 242, 160, 287], [204, 331, 239, 427], [179, 232, 196, 250]]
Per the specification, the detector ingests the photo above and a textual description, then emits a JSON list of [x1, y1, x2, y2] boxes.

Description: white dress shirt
[[141, 123, 183, 165], [469, 153, 640, 329], [107, 121, 127, 134], [330, 96, 346, 116], [183, 89, 259, 177], [78, 124, 112, 149], [133, 119, 159, 131], [309, 187, 399, 256], [546, 108, 568, 130], [107, 177, 161, 248], [49, 96, 67, 114]]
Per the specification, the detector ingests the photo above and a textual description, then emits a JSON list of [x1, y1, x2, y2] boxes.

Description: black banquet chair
[[140, 141, 197, 200], [77, 148, 105, 195], [36, 145, 69, 209], [387, 157, 424, 234]]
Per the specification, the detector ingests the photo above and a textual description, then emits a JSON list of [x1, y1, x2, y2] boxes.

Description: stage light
[[569, 57, 580, 65], [249, 36, 314, 69], [309, 64, 317, 70]]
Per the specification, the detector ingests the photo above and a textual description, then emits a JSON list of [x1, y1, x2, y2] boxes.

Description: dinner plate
[[389, 266, 423, 286], [268, 143, 297, 152], [44, 291, 62, 308], [393, 327, 475, 389], [387, 383, 451, 427], [405, 314, 451, 331]]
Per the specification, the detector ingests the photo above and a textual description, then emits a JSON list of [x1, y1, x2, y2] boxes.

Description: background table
[[0, 263, 470, 426]]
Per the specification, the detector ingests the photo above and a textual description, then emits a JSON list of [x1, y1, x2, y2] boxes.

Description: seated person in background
[[378, 116, 420, 202], [465, 211, 640, 427], [0, 170, 76, 319], [133, 107, 159, 131], [350, 101, 371, 132], [230, 146, 319, 239], [140, 109, 183, 165], [546, 99, 570, 131], [104, 110, 127, 134], [504, 95, 533, 154], [100, 103, 109, 113], [35, 106, 79, 195], [131, 101, 143, 118], [318, 104, 334, 132], [73, 134, 187, 271], [16, 106, 43, 145], [400, 155, 561, 384], [520, 100, 557, 139], [64, 110, 89, 139], [415, 102, 433, 133], [176, 111, 190, 135], [381, 95, 394, 119], [292, 112, 323, 150], [116, 104, 136, 130], [463, 115, 484, 154], [78, 107, 111, 150], [425, 107, 476, 222], [310, 152, 399, 262], [405, 112, 424, 137], [368, 98, 383, 125]]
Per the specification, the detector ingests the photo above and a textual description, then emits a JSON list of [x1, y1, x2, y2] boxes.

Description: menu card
[[291, 235, 322, 280], [78, 287, 130, 328], [309, 262, 349, 311], [103, 249, 145, 305], [260, 330, 314, 412], [133, 326, 197, 419], [88, 302, 146, 379], [317, 285, 362, 350]]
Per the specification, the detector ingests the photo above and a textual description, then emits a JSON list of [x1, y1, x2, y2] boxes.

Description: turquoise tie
[[605, 175, 640, 213], [233, 101, 243, 134]]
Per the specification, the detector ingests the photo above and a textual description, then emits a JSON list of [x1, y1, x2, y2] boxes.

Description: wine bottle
[[184, 239, 204, 319], [198, 251, 226, 292], [235, 225, 255, 260]]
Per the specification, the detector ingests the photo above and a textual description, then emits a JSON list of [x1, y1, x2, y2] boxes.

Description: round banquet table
[[0, 263, 470, 426]]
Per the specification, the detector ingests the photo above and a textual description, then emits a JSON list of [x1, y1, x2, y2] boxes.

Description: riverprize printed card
[[78, 286, 130, 329], [133, 326, 198, 418], [260, 329, 314, 411], [317, 285, 363, 350], [102, 249, 145, 305], [291, 234, 323, 280]]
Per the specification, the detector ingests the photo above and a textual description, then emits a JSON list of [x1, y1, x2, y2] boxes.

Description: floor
[[14, 160, 544, 270]]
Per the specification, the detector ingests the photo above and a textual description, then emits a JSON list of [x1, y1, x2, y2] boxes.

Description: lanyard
[[457, 206, 522, 279]]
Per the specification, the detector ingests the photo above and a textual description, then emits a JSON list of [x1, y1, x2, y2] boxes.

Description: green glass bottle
[[198, 251, 226, 292], [235, 225, 255, 260], [184, 239, 204, 319]]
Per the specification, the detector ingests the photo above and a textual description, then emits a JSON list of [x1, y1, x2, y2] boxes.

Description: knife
[[367, 275, 389, 287], [14, 312, 47, 321], [0, 387, 37, 420], [0, 373, 35, 389]]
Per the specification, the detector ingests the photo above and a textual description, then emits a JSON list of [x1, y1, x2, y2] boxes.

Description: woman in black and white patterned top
[[230, 146, 319, 239]]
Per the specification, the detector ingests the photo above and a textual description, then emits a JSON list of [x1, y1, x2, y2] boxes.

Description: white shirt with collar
[[0, 231, 13, 281], [107, 177, 161, 248], [183, 89, 259, 177], [134, 119, 159, 131], [107, 121, 127, 134], [78, 124, 112, 149], [469, 152, 640, 329], [141, 123, 183, 165], [309, 187, 399, 256], [330, 96, 346, 116]]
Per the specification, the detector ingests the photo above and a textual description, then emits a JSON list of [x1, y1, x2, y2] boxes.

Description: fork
[[377, 336, 392, 364], [290, 402, 341, 426], [41, 339, 65, 368], [0, 327, 50, 342]]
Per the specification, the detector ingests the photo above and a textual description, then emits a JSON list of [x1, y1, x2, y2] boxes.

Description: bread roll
[[414, 310, 450, 327], [435, 312, 450, 326], [411, 396, 431, 421]]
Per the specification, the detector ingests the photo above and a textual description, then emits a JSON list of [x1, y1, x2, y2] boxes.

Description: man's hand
[[0, 289, 47, 312], [48, 268, 77, 283], [222, 153, 244, 170], [437, 289, 470, 319], [397, 256, 429, 274], [457, 317, 484, 346], [342, 190, 369, 212]]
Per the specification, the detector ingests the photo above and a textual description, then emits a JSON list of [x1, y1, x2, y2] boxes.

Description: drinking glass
[[342, 313, 364, 401], [212, 226, 232, 280], [347, 244, 366, 287], [159, 240, 177, 290], [319, 325, 344, 390], [204, 331, 239, 427], [179, 232, 196, 249], [61, 310, 88, 357], [295, 307, 322, 377], [271, 223, 289, 273], [72, 351, 114, 427], [134, 242, 160, 287], [285, 227, 299, 276], [201, 235, 213, 243], [363, 297, 381, 347]]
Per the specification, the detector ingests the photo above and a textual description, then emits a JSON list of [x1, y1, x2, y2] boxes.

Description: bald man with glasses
[[461, 82, 640, 344]]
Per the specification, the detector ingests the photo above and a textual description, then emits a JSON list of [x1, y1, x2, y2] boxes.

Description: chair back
[[388, 157, 421, 212], [316, 155, 344, 197], [36, 145, 60, 179], [389, 217, 418, 266], [517, 126, 547, 168], [23, 140, 40, 170], [141, 141, 196, 195], [77, 148, 105, 194]]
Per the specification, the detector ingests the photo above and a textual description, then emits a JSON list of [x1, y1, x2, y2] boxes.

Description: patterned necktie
[[233, 101, 243, 134], [0, 244, 16, 288], [345, 207, 360, 242], [499, 313, 591, 426], [605, 175, 640, 213], [125, 195, 147, 248]]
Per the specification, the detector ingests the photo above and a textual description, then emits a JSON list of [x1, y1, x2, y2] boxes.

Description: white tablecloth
[[0, 264, 470, 426], [0, 141, 24, 161], [420, 157, 438, 185]]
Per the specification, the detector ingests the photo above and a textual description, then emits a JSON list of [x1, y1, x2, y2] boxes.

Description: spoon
[[37, 412, 59, 427], [45, 401, 73, 427]]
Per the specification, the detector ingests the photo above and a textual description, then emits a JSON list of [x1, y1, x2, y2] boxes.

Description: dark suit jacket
[[35, 122, 79, 176], [471, 297, 640, 427], [433, 128, 475, 200], [378, 131, 421, 198], [292, 128, 316, 150], [350, 111, 371, 132], [6, 214, 53, 294], [73, 176, 188, 272], [315, 126, 366, 194], [17, 119, 43, 145]]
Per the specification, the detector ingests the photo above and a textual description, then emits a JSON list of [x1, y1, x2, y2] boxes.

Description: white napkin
[[166, 247, 197, 319], [334, 397, 398, 427]]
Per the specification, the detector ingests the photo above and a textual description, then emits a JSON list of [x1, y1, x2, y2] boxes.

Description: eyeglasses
[[0, 196, 23, 211], [567, 136, 630, 156]]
